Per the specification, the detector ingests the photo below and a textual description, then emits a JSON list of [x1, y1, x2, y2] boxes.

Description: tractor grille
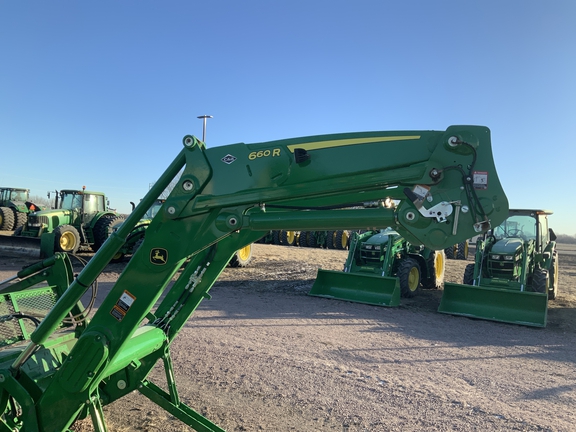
[[359, 244, 385, 264], [0, 288, 59, 347], [27, 214, 49, 226], [487, 260, 517, 279]]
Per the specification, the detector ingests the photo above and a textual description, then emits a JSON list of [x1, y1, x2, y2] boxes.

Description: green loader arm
[[1, 125, 508, 431]]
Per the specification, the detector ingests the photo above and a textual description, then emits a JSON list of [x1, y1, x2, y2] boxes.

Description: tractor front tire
[[549, 252, 559, 300], [0, 207, 15, 231], [54, 225, 81, 254], [463, 263, 476, 285], [398, 258, 421, 298], [334, 230, 349, 250], [532, 267, 549, 294], [422, 250, 445, 289], [93, 215, 126, 252]]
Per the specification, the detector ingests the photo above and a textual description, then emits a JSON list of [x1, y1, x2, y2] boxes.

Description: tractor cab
[[57, 189, 107, 226]]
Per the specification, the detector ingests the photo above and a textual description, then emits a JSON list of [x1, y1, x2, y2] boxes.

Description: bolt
[[182, 180, 194, 191], [406, 211, 415, 221], [229, 217, 238, 226], [167, 207, 176, 215], [462, 206, 469, 213]]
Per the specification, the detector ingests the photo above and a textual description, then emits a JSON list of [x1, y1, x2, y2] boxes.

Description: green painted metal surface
[[439, 282, 548, 327], [310, 269, 401, 306], [0, 126, 509, 431]]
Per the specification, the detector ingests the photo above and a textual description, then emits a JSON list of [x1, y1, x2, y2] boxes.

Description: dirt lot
[[0, 239, 575, 431]]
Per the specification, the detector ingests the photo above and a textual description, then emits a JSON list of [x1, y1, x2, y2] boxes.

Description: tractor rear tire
[[228, 244, 253, 268], [0, 207, 15, 231], [463, 263, 475, 285], [444, 245, 455, 259], [308, 232, 318, 248], [14, 211, 27, 230], [280, 230, 297, 246], [54, 225, 81, 254], [326, 231, 336, 249], [398, 257, 421, 298], [532, 267, 549, 294], [93, 215, 126, 252], [334, 230, 348, 250], [422, 250, 445, 289], [298, 231, 309, 247], [456, 241, 469, 260]]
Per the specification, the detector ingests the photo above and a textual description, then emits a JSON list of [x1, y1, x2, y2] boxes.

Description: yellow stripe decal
[[286, 135, 421, 152]]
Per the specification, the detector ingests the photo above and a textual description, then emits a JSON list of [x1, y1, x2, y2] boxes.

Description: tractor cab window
[[83, 194, 105, 214], [61, 193, 83, 210], [493, 215, 537, 241], [12, 191, 27, 201]]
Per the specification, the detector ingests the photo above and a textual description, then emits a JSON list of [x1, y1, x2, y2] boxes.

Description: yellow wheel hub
[[59, 232, 77, 251], [238, 244, 251, 261], [408, 267, 420, 291], [435, 253, 444, 279]]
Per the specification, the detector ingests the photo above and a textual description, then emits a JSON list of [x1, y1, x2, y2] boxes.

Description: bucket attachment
[[0, 234, 43, 259], [309, 269, 401, 307], [439, 282, 548, 327]]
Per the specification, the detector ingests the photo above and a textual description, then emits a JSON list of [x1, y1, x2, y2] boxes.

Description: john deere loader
[[310, 228, 446, 306], [439, 209, 558, 327]]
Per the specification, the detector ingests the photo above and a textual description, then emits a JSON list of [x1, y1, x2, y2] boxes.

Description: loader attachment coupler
[[310, 269, 401, 307], [439, 282, 548, 328]]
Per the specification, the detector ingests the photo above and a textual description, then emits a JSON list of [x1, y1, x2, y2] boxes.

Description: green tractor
[[0, 187, 44, 231], [439, 209, 558, 327], [1, 188, 125, 257], [310, 228, 446, 306]]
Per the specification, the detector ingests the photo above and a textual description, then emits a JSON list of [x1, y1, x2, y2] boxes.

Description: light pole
[[197, 115, 213, 142]]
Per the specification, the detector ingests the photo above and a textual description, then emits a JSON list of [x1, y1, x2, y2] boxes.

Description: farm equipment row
[[0, 125, 508, 431]]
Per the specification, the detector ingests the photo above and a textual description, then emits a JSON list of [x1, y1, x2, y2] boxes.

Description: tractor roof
[[60, 189, 106, 196], [0, 187, 29, 192], [509, 209, 553, 216]]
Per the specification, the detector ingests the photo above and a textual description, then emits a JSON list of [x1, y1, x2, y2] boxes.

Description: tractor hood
[[364, 230, 400, 245], [491, 238, 523, 255]]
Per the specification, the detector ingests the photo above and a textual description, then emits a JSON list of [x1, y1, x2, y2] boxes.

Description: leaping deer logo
[[150, 248, 168, 265]]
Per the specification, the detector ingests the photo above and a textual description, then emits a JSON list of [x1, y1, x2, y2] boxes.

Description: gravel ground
[[0, 240, 575, 432]]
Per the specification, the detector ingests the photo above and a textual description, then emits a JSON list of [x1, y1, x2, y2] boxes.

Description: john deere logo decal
[[221, 154, 236, 164], [150, 248, 168, 265]]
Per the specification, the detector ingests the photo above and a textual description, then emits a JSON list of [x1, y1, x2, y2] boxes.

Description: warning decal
[[110, 291, 136, 322], [473, 171, 488, 190]]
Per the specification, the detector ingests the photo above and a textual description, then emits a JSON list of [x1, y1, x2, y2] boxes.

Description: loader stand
[[137, 350, 225, 432]]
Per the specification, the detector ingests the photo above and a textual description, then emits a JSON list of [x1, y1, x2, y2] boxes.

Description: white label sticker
[[473, 171, 488, 189]]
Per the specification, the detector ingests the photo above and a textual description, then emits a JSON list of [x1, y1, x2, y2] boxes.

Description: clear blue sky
[[1, 1, 575, 235]]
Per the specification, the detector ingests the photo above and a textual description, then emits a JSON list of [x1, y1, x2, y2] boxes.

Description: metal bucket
[[0, 234, 44, 258], [439, 282, 548, 327], [309, 269, 401, 307]]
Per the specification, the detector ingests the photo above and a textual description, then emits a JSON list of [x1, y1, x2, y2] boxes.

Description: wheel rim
[[59, 232, 77, 251], [463, 242, 469, 258], [341, 232, 349, 248], [238, 245, 251, 261], [435, 253, 444, 278], [408, 267, 420, 291], [287, 231, 295, 244]]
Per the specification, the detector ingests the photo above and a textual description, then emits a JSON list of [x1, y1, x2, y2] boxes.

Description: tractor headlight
[[364, 244, 373, 250], [503, 255, 514, 261], [28, 222, 42, 227], [491, 254, 501, 260]]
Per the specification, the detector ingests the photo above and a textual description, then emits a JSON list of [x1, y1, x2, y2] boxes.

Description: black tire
[[54, 225, 81, 254], [14, 211, 27, 229], [457, 241, 469, 260], [13, 226, 23, 236], [280, 230, 297, 246], [444, 245, 455, 259], [532, 267, 548, 294], [463, 263, 476, 285], [228, 244, 253, 268], [422, 250, 445, 289], [334, 230, 348, 250], [326, 231, 336, 249], [549, 252, 559, 300], [397, 258, 421, 298], [308, 232, 318, 248], [0, 207, 15, 230], [93, 215, 126, 252], [272, 230, 281, 245], [298, 231, 309, 247]]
